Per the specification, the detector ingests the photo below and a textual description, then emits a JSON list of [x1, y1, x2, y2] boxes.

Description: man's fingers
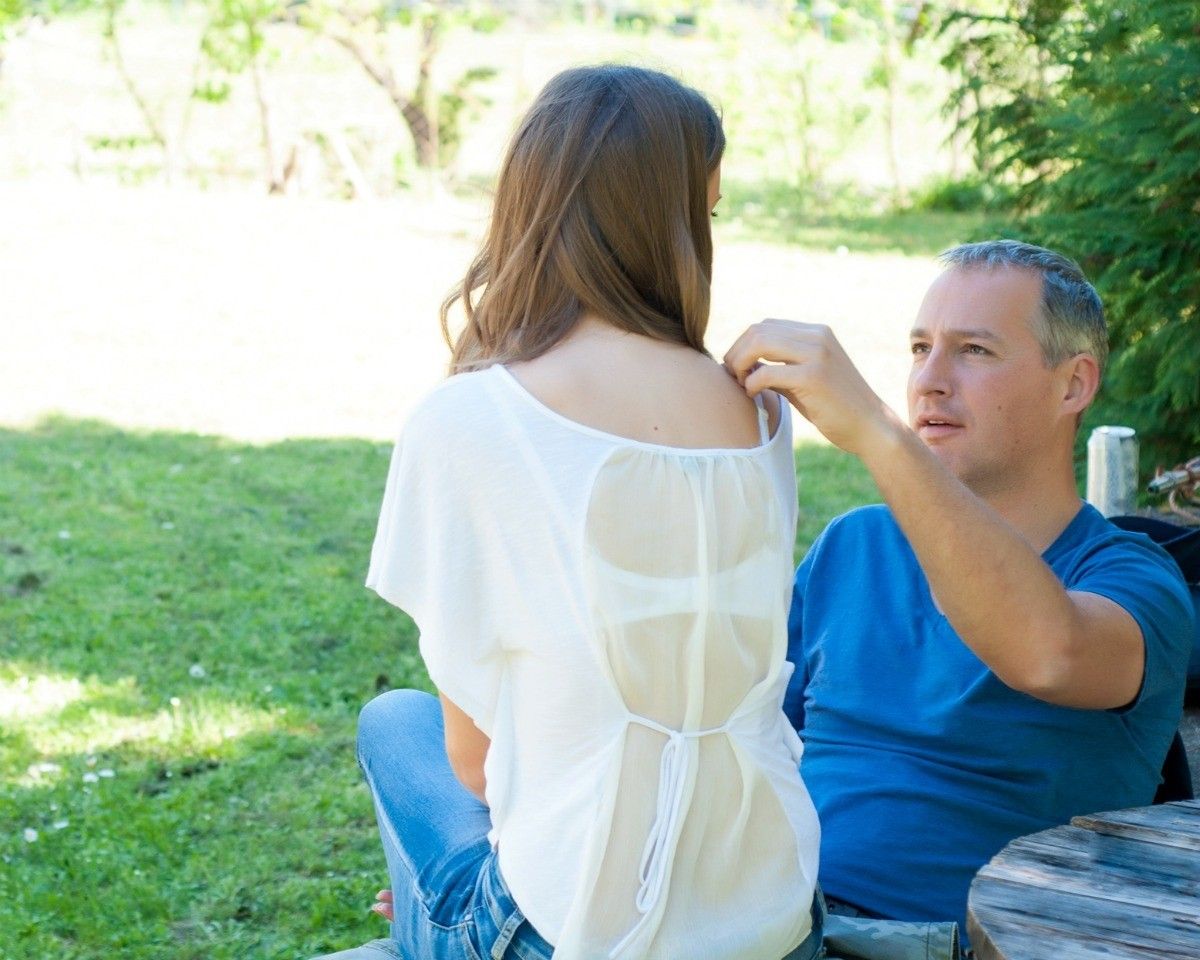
[[724, 321, 832, 385], [743, 361, 807, 403], [375, 890, 393, 903]]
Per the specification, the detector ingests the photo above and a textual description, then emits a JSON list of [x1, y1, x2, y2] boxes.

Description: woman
[[339, 64, 822, 960]]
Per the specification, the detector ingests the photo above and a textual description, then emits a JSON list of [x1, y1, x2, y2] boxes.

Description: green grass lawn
[[721, 179, 989, 257], [0, 418, 878, 959]]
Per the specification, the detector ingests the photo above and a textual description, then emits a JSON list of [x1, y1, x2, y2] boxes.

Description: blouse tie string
[[607, 713, 735, 960]]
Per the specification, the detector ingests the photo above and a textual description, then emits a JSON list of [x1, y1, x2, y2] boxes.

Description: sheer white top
[[367, 364, 820, 960]]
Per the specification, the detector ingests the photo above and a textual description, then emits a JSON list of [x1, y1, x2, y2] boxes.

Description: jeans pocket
[[477, 853, 553, 960]]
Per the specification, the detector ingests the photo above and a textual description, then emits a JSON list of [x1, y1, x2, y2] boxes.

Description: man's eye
[[911, 343, 929, 355], [964, 344, 990, 355]]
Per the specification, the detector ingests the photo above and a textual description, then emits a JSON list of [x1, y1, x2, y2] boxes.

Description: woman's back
[[507, 317, 779, 452], [367, 334, 819, 959], [362, 62, 821, 960]]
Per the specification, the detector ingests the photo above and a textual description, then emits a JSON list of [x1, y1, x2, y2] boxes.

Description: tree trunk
[[103, 0, 172, 179], [413, 13, 439, 168], [879, 0, 903, 206], [247, 26, 282, 193], [788, 54, 818, 187], [332, 31, 438, 169]]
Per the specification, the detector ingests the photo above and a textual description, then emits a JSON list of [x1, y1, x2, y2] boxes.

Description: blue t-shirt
[[785, 502, 1193, 936]]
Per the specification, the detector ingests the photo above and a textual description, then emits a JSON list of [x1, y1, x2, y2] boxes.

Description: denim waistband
[[479, 856, 824, 960], [479, 852, 554, 960]]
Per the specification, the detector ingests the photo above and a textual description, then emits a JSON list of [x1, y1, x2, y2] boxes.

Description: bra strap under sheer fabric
[[754, 394, 770, 445], [607, 712, 736, 959]]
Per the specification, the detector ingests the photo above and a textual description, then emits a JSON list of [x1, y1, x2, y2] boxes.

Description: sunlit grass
[[0, 672, 88, 725], [0, 421, 877, 958], [0, 419, 426, 959], [722, 179, 988, 257]]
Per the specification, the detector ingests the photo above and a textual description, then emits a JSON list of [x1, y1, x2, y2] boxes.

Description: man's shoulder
[[801, 503, 914, 580], [1048, 503, 1187, 588], [818, 503, 901, 544]]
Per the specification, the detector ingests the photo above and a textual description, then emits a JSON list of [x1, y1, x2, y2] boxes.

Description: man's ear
[[1061, 353, 1101, 416]]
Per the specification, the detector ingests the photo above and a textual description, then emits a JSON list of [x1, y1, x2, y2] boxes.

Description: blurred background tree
[[299, 0, 500, 175], [0, 0, 30, 78], [940, 0, 1200, 467], [195, 0, 289, 191], [5, 0, 1198, 456], [97, 0, 191, 179]]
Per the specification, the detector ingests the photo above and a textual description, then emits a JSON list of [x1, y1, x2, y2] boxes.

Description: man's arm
[[724, 320, 1144, 709]]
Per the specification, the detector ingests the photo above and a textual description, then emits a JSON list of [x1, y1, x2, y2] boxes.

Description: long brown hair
[[441, 65, 725, 374]]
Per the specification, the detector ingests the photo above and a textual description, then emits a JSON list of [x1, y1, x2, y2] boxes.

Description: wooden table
[[967, 800, 1200, 959]]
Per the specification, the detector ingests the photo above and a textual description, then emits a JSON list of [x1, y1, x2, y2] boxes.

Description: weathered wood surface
[[1071, 800, 1200, 851], [968, 802, 1200, 960]]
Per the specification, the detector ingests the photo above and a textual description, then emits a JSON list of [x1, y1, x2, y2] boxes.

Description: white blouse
[[367, 364, 820, 960]]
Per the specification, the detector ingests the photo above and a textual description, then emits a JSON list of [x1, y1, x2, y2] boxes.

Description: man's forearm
[[722, 319, 1143, 710], [857, 420, 1142, 709]]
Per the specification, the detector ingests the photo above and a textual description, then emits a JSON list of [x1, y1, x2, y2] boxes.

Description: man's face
[[907, 266, 1071, 496]]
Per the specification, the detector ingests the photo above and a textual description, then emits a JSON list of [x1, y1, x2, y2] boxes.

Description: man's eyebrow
[[909, 327, 1003, 341]]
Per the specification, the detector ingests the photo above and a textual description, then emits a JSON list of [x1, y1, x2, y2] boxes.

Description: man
[[723, 239, 1194, 941]]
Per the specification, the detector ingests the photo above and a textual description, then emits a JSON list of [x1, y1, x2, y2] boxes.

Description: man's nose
[[911, 346, 954, 396]]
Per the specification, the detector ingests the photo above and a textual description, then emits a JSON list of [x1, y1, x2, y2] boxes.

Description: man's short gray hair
[[939, 239, 1108, 376]]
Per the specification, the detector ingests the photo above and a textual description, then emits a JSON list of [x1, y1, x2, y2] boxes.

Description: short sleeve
[[1067, 535, 1193, 714], [783, 530, 822, 732], [366, 397, 505, 735]]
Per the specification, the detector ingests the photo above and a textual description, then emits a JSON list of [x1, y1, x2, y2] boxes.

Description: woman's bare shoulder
[[509, 333, 775, 448]]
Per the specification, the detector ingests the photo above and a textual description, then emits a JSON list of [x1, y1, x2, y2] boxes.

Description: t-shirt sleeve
[[1069, 535, 1194, 714], [783, 533, 821, 733], [365, 402, 505, 735]]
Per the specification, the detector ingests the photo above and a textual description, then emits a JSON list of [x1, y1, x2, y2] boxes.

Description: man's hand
[[722, 320, 903, 458]]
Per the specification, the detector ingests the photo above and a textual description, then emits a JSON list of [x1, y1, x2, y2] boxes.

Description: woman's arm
[[440, 692, 490, 803]]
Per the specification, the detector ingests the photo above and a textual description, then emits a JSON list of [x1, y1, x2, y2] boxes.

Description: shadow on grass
[[0, 418, 883, 959], [0, 417, 428, 959]]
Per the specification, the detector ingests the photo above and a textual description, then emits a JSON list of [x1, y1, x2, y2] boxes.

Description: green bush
[[0, 0, 27, 49], [941, 0, 1200, 466], [909, 173, 995, 213]]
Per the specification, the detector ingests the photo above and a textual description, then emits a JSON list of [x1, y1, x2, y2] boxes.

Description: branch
[[330, 30, 409, 115], [103, 0, 168, 152]]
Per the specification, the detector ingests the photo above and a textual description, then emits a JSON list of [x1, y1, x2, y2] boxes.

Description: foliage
[[194, 0, 289, 190], [3, 2, 965, 198], [762, 1, 871, 189], [716, 0, 953, 205], [195, 0, 283, 104], [909, 172, 998, 213], [611, 1, 711, 34], [301, 0, 501, 171], [0, 0, 27, 39], [720, 178, 985, 255], [434, 63, 497, 167], [98, 0, 172, 158], [0, 420, 876, 956], [940, 0, 1200, 465]]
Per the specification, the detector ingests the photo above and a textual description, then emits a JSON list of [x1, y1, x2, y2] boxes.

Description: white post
[[1086, 425, 1139, 517]]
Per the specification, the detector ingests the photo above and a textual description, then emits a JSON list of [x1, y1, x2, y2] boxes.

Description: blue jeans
[[358, 689, 825, 960]]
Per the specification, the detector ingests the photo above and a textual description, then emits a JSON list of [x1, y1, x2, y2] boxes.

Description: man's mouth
[[916, 416, 964, 438]]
